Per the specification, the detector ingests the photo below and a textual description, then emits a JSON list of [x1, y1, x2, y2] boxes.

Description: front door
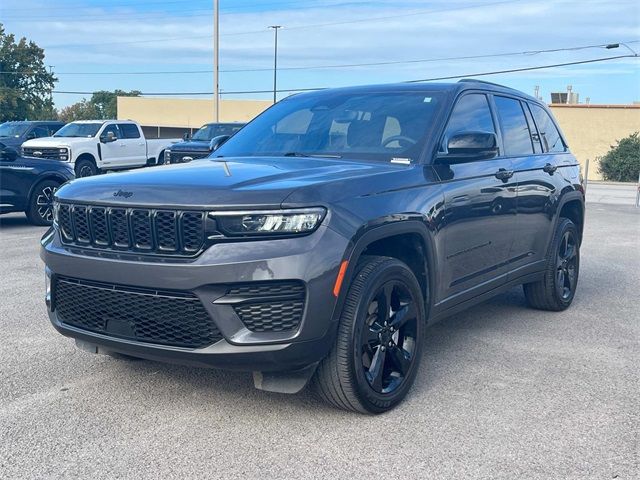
[[118, 123, 147, 166], [434, 92, 517, 306], [98, 123, 127, 168]]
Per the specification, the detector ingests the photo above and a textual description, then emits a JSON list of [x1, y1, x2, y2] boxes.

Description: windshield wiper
[[283, 152, 342, 159]]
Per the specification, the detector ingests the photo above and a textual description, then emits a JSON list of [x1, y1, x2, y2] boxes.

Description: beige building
[[549, 104, 640, 180], [118, 96, 640, 180]]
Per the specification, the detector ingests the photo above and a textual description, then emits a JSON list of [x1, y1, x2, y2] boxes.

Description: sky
[[1, 0, 639, 109]]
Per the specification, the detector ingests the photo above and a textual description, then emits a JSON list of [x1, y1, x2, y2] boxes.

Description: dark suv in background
[[42, 80, 584, 413], [165, 122, 244, 164], [0, 121, 65, 153]]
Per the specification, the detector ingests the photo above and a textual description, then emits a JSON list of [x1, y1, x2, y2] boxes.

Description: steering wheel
[[382, 135, 417, 148]]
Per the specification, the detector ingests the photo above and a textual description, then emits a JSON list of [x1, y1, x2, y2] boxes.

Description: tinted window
[[529, 103, 566, 152], [191, 123, 244, 141], [0, 122, 30, 137], [494, 96, 534, 156], [119, 123, 141, 139], [47, 124, 63, 135], [522, 105, 542, 153], [441, 94, 495, 151], [215, 91, 445, 162], [103, 124, 119, 138], [32, 126, 49, 138]]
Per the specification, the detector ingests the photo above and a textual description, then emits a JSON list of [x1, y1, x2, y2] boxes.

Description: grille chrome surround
[[56, 203, 205, 257], [54, 277, 222, 348], [23, 147, 67, 160], [168, 150, 209, 164]]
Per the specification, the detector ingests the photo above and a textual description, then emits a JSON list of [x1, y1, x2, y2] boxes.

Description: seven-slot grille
[[54, 277, 222, 348], [57, 203, 205, 256]]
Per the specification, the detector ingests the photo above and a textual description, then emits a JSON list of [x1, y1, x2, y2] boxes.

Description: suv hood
[[22, 137, 77, 148], [55, 156, 418, 209]]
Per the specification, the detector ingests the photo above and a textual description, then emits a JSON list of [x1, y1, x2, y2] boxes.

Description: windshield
[[0, 123, 29, 138], [192, 123, 244, 141], [214, 91, 445, 162], [54, 123, 101, 138]]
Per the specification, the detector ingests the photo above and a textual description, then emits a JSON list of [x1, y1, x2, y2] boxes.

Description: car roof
[[289, 79, 541, 105], [1, 120, 63, 125]]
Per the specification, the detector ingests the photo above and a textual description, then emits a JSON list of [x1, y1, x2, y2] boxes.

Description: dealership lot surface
[[0, 204, 638, 479]]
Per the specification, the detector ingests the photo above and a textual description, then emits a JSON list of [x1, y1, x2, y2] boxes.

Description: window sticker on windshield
[[423, 97, 433, 103], [391, 157, 411, 165]]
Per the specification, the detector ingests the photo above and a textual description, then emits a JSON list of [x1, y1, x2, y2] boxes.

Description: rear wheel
[[523, 218, 580, 311], [26, 179, 59, 226], [314, 256, 425, 413], [75, 158, 98, 178]]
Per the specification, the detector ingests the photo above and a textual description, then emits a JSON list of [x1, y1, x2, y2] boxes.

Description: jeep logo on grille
[[113, 189, 134, 198]]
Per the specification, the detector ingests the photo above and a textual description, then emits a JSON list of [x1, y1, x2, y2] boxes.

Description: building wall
[[117, 97, 272, 128], [549, 105, 640, 180], [118, 96, 640, 181]]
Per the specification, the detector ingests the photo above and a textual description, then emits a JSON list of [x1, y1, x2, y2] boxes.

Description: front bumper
[[41, 225, 349, 372]]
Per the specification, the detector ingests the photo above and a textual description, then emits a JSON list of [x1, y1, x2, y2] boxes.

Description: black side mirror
[[209, 135, 230, 151], [100, 131, 117, 143], [1, 147, 18, 161], [183, 132, 191, 141], [436, 131, 499, 164]]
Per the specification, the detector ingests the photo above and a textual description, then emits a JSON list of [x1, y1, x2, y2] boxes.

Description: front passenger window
[[441, 94, 495, 152], [103, 124, 119, 139]]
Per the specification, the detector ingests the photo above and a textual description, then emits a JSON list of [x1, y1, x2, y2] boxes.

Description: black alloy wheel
[[26, 180, 59, 226], [361, 281, 418, 394], [555, 230, 578, 300]]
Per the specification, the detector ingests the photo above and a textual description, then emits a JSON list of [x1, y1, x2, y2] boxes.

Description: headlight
[[164, 150, 171, 164], [210, 208, 326, 236], [59, 148, 69, 161]]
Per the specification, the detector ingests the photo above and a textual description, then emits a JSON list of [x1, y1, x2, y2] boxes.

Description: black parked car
[[0, 121, 65, 153], [164, 122, 245, 164], [42, 80, 584, 413], [0, 142, 74, 225]]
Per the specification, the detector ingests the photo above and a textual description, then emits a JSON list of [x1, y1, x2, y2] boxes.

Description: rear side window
[[494, 96, 534, 156], [529, 103, 566, 152], [441, 94, 495, 152], [522, 105, 543, 154], [119, 123, 141, 139]]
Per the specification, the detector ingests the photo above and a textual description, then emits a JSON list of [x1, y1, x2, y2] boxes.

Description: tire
[[314, 256, 425, 414], [25, 179, 60, 226], [523, 218, 580, 311], [75, 158, 98, 178]]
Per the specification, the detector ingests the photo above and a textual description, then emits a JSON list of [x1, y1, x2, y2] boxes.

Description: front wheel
[[26, 180, 60, 226], [523, 218, 580, 311], [314, 256, 425, 414], [75, 158, 98, 178]]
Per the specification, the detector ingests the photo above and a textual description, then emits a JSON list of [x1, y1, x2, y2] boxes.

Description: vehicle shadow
[[0, 214, 45, 231], [106, 287, 531, 414]]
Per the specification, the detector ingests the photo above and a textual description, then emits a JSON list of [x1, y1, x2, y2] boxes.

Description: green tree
[[0, 23, 57, 121], [90, 89, 141, 119], [597, 132, 640, 182], [57, 99, 99, 123]]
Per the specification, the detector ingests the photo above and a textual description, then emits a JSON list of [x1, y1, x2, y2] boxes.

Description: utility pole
[[213, 0, 220, 121], [269, 25, 282, 104]]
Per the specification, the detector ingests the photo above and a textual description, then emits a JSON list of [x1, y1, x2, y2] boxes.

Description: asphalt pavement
[[0, 204, 638, 479]]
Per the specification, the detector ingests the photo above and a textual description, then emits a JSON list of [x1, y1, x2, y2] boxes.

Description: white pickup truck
[[21, 120, 179, 177]]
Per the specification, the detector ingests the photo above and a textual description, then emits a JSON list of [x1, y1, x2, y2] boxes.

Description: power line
[[4, 41, 636, 76], [48, 54, 638, 96]]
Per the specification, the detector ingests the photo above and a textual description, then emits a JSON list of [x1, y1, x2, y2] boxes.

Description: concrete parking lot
[[0, 204, 638, 479]]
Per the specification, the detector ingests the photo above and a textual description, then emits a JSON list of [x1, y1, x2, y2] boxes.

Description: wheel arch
[[26, 174, 68, 207], [555, 190, 585, 245], [333, 219, 436, 324]]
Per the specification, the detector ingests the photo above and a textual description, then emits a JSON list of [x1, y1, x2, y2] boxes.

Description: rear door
[[435, 92, 517, 305], [507, 100, 575, 275], [118, 123, 147, 166]]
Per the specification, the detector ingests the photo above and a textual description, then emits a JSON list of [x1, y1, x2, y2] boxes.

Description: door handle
[[494, 168, 514, 181], [543, 163, 557, 174]]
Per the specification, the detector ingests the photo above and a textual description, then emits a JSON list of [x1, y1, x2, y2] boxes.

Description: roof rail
[[458, 78, 512, 89]]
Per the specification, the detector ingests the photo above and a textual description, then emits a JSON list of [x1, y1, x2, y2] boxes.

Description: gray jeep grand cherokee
[[42, 81, 584, 413]]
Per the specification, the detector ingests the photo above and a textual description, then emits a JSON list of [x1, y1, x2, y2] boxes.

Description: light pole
[[213, 0, 220, 121], [269, 25, 282, 104]]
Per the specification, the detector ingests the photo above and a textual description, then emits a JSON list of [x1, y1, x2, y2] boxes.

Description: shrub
[[597, 132, 640, 182]]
